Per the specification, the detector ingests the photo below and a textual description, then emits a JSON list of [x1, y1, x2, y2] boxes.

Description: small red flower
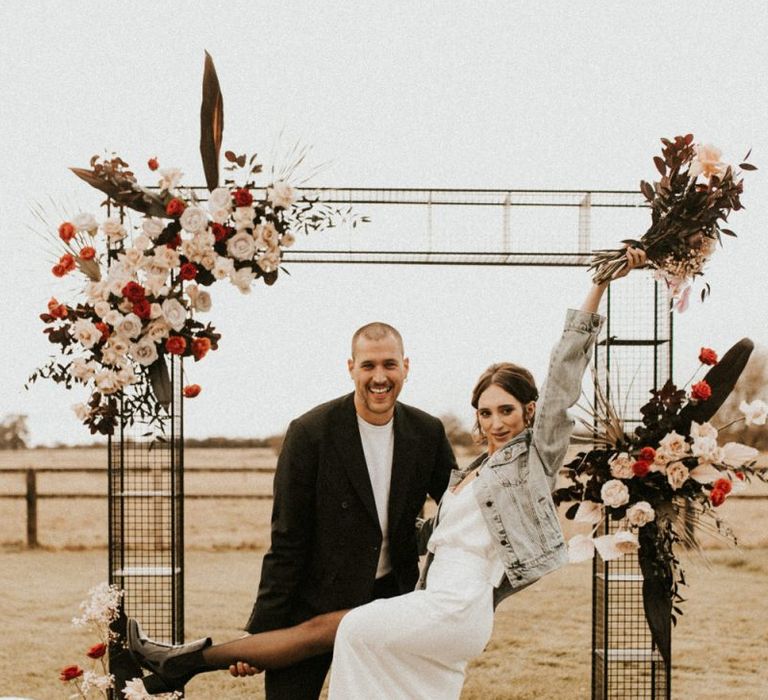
[[52, 264, 67, 277], [191, 336, 212, 361], [233, 188, 253, 207], [639, 446, 656, 462], [735, 472, 745, 481], [122, 281, 146, 303], [47, 297, 68, 319], [86, 642, 107, 659], [95, 322, 110, 342], [79, 246, 96, 261], [165, 336, 187, 355], [58, 221, 76, 243], [166, 197, 186, 217], [180, 262, 198, 281], [632, 460, 651, 477], [59, 664, 84, 682], [166, 233, 182, 249], [60, 253, 76, 272], [183, 384, 202, 398], [132, 298, 152, 320], [710, 488, 727, 507], [148, 157, 159, 171], [691, 380, 712, 402], [713, 477, 732, 495], [211, 222, 228, 242], [699, 347, 718, 366]]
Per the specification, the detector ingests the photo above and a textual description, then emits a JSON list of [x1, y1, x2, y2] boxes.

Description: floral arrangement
[[28, 53, 365, 436], [553, 341, 767, 661], [590, 135, 756, 311], [59, 583, 178, 699]]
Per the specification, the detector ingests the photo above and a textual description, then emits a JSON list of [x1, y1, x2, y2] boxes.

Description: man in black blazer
[[243, 322, 456, 699]]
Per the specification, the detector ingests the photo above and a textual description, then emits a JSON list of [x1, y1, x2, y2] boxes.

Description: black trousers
[[263, 572, 401, 700]]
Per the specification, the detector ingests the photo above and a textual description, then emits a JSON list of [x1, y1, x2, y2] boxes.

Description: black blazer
[[245, 393, 456, 633]]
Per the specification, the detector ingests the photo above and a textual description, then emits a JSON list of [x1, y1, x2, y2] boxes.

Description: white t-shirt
[[357, 415, 394, 578]]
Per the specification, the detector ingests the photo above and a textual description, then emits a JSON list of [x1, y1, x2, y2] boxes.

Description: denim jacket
[[416, 308, 604, 608]]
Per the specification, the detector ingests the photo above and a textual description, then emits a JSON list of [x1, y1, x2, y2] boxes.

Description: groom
[[243, 321, 456, 699]]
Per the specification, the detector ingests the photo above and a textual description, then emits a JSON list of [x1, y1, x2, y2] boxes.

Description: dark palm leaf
[[200, 50, 224, 192]]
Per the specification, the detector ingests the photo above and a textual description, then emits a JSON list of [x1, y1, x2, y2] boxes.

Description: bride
[[127, 247, 646, 698]]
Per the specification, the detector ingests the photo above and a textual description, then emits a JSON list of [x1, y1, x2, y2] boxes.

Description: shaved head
[[350, 322, 404, 359]]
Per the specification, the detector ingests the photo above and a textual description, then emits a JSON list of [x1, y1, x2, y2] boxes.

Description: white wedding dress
[[328, 479, 504, 699]]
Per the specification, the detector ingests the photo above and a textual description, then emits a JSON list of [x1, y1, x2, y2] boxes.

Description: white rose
[[94, 370, 120, 395], [116, 365, 138, 386], [233, 206, 255, 231], [649, 447, 670, 474], [143, 274, 168, 297], [208, 187, 233, 212], [69, 357, 97, 382], [131, 338, 159, 367], [226, 231, 256, 261], [690, 421, 718, 440], [158, 167, 183, 192], [161, 298, 187, 332], [691, 436, 723, 464], [107, 336, 130, 355], [72, 318, 102, 349], [626, 501, 655, 527], [574, 501, 603, 524], [212, 256, 235, 280], [267, 180, 295, 209], [133, 234, 153, 252], [600, 479, 630, 508], [117, 313, 143, 340], [118, 248, 144, 272], [72, 403, 90, 421], [210, 208, 231, 225], [567, 534, 595, 563], [281, 231, 295, 248], [150, 302, 163, 319], [102, 310, 123, 328], [740, 399, 768, 426], [256, 250, 281, 273], [689, 143, 727, 179], [86, 280, 109, 304], [146, 318, 171, 342], [118, 298, 134, 314], [609, 452, 634, 479], [185, 284, 212, 313], [658, 431, 689, 457], [142, 217, 165, 240], [666, 463, 690, 490], [73, 212, 98, 235], [154, 247, 181, 269], [255, 222, 279, 250], [594, 530, 639, 561], [101, 217, 127, 243], [198, 250, 217, 270], [101, 345, 124, 367], [180, 206, 209, 234], [229, 266, 255, 293], [93, 301, 112, 319]]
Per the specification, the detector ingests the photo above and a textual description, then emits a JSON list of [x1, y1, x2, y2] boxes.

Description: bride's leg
[[203, 610, 348, 669]]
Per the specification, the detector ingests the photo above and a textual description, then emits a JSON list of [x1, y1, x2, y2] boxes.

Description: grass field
[[1, 448, 767, 698]]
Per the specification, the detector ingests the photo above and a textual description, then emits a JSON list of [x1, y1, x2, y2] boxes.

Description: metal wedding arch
[[109, 186, 673, 698]]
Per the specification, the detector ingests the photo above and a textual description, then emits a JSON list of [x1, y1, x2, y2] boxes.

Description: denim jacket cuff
[[564, 308, 604, 334]]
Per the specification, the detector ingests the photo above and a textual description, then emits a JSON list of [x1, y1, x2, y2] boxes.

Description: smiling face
[[476, 383, 535, 455], [348, 333, 409, 425]]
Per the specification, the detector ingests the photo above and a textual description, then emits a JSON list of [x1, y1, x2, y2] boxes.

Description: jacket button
[[486, 500, 493, 507], [341, 501, 349, 509]]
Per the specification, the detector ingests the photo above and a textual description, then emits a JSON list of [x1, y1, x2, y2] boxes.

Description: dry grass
[[1, 448, 767, 698]]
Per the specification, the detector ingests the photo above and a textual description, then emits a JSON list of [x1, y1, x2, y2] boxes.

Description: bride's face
[[476, 384, 534, 454]]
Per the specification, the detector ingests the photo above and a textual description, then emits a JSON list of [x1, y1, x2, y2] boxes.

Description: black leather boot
[[127, 618, 213, 693]]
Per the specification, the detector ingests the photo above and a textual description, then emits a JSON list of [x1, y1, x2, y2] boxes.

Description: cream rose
[[146, 318, 171, 342], [71, 403, 90, 421], [72, 318, 102, 349], [73, 212, 98, 235], [142, 217, 165, 240], [94, 370, 120, 395], [256, 250, 281, 273], [689, 143, 726, 179], [131, 338, 159, 367], [626, 501, 655, 527], [233, 206, 255, 231], [226, 231, 257, 261], [267, 180, 295, 209], [658, 431, 689, 457], [69, 357, 97, 382], [281, 231, 295, 248], [609, 452, 634, 479], [86, 280, 109, 304], [208, 187, 233, 212], [101, 217, 127, 243], [691, 436, 723, 464], [161, 298, 187, 332], [600, 479, 630, 508], [158, 167, 183, 192], [93, 301, 112, 319], [567, 534, 595, 563], [666, 463, 690, 490], [212, 256, 235, 280], [180, 206, 209, 234], [255, 222, 279, 250], [740, 399, 768, 426], [690, 421, 718, 441], [229, 267, 255, 293], [102, 310, 123, 328], [117, 313, 143, 340]]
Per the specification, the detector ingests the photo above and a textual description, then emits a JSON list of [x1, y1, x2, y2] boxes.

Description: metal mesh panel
[[592, 274, 672, 699], [108, 355, 184, 645]]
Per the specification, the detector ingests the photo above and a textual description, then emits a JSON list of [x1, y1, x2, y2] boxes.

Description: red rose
[[211, 222, 228, 242], [59, 665, 84, 682], [52, 263, 67, 277], [180, 262, 198, 281], [148, 157, 159, 171], [699, 347, 718, 365], [710, 488, 726, 507], [165, 336, 187, 355], [632, 460, 651, 477], [60, 253, 76, 272], [639, 446, 656, 462], [58, 221, 76, 243], [714, 477, 732, 495], [122, 281, 146, 302], [132, 298, 152, 320], [166, 233, 182, 249], [191, 336, 212, 361], [691, 380, 712, 402], [233, 188, 253, 207], [86, 642, 107, 659], [166, 197, 186, 217], [183, 384, 202, 398], [95, 322, 110, 341], [79, 246, 96, 261]]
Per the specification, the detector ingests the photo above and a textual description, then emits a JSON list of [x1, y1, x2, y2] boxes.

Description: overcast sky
[[1, 1, 767, 446]]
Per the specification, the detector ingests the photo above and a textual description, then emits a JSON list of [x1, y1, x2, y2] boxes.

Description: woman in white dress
[[127, 247, 645, 697]]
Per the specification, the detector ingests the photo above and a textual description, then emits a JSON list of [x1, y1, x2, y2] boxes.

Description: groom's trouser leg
[[263, 652, 333, 700]]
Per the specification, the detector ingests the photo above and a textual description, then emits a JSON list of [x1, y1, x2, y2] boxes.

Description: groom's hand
[[229, 660, 262, 677]]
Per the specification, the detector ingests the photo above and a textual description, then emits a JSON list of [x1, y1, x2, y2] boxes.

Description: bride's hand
[[611, 245, 646, 280]]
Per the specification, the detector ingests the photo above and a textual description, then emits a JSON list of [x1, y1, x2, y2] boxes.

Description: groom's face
[[348, 334, 409, 425]]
